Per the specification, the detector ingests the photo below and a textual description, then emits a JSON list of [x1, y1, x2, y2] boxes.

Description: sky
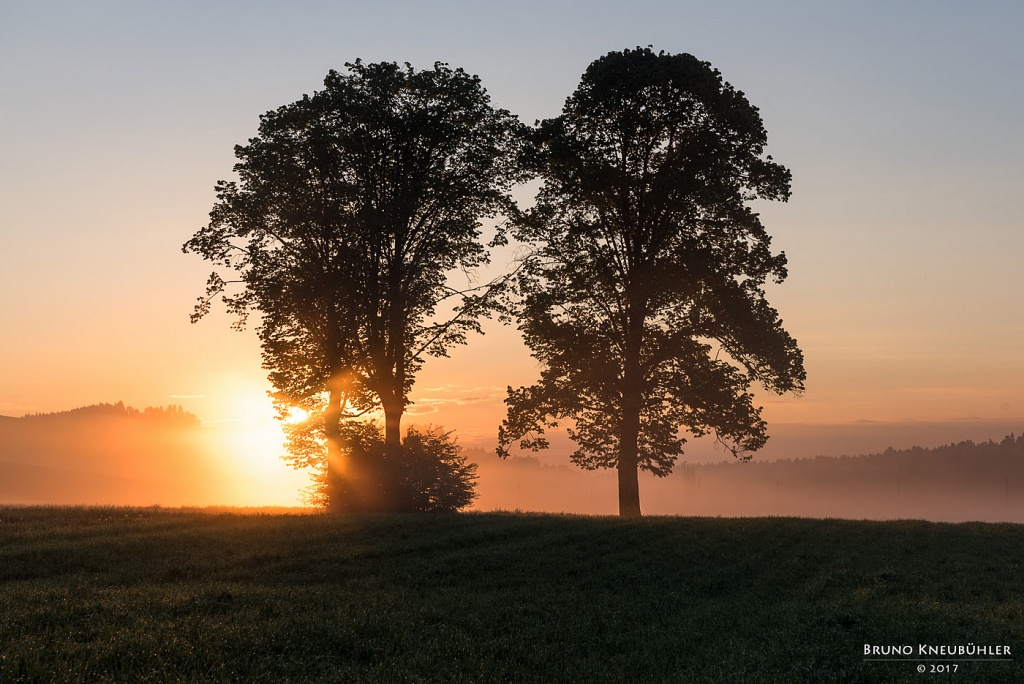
[[2, 1, 1023, 504]]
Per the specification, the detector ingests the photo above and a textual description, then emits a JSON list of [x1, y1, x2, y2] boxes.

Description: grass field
[[0, 508, 1021, 682]]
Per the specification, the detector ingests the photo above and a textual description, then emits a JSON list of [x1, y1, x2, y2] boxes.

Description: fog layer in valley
[[0, 404, 304, 507], [2, 405, 1022, 522]]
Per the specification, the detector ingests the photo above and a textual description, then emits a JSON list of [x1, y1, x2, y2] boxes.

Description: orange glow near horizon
[[4, 335, 1024, 511], [207, 420, 311, 507], [194, 386, 313, 507]]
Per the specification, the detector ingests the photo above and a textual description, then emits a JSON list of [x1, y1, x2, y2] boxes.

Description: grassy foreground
[[0, 508, 1021, 683]]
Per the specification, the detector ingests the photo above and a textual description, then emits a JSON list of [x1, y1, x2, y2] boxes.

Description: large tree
[[184, 60, 523, 511], [498, 48, 806, 517]]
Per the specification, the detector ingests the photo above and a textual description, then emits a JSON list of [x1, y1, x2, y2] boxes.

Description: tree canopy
[[184, 60, 523, 510], [498, 48, 806, 517]]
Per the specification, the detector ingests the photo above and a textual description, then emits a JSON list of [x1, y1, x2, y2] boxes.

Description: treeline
[[468, 435, 1024, 522], [657, 434, 1024, 521], [686, 434, 1023, 492], [19, 402, 200, 427]]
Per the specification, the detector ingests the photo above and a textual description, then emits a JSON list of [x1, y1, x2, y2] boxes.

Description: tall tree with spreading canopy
[[184, 60, 523, 511], [498, 48, 806, 517]]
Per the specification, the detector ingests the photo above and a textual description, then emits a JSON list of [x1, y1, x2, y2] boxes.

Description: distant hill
[[661, 434, 1024, 521], [469, 434, 1024, 522], [18, 401, 201, 427], [0, 402, 234, 506]]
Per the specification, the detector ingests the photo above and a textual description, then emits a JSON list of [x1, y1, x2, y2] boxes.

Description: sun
[[282, 406, 311, 424], [200, 383, 314, 506]]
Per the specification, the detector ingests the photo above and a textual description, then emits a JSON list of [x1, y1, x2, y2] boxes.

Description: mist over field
[[2, 404, 1021, 522], [472, 444, 1024, 523], [0, 404, 304, 507], [469, 420, 1024, 521]]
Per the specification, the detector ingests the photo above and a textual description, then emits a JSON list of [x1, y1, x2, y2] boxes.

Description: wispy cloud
[[405, 385, 506, 416]]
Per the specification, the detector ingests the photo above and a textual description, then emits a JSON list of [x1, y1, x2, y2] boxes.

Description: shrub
[[291, 419, 477, 512]]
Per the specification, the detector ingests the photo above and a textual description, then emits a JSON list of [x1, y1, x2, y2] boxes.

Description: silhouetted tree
[[498, 48, 805, 517], [184, 60, 523, 511]]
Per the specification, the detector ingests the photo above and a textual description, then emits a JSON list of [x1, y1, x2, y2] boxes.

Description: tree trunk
[[379, 263, 406, 512], [618, 390, 643, 518], [324, 387, 346, 513], [618, 305, 644, 518], [379, 393, 404, 512], [383, 397, 402, 456]]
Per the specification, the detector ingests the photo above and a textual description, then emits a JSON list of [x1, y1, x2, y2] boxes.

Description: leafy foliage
[[185, 59, 523, 411], [499, 48, 805, 514], [286, 415, 477, 512], [183, 60, 523, 508]]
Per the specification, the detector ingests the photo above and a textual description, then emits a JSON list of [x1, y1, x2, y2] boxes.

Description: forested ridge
[[15, 401, 200, 426], [691, 432, 1024, 483], [471, 433, 1024, 521], [656, 433, 1024, 521], [0, 403, 230, 506]]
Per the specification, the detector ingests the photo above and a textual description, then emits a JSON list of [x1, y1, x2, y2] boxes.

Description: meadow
[[0, 507, 1021, 682]]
